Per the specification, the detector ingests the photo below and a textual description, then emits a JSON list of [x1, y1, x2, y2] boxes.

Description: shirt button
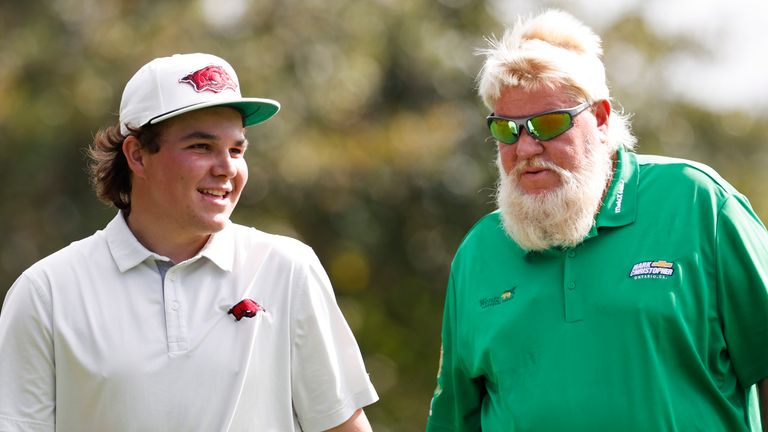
[[568, 281, 576, 290], [567, 251, 576, 258], [169, 273, 177, 282], [171, 301, 180, 311]]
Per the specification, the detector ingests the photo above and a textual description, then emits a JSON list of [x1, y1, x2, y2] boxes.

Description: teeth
[[200, 189, 227, 197]]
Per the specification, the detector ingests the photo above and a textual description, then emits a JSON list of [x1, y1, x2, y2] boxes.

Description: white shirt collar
[[105, 212, 234, 272]]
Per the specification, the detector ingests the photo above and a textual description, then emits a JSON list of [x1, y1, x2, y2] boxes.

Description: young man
[[427, 10, 768, 431], [0, 53, 378, 431]]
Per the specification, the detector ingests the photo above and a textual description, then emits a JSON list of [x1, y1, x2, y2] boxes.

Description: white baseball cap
[[119, 53, 280, 135]]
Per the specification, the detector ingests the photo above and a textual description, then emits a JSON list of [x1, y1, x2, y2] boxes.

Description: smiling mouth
[[199, 188, 230, 198]]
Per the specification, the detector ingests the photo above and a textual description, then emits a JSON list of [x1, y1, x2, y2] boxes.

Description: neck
[[123, 209, 210, 264]]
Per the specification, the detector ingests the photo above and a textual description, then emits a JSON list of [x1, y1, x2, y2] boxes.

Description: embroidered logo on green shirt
[[629, 260, 675, 279], [479, 287, 517, 309]]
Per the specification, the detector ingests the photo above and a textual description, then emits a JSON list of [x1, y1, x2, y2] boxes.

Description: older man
[[0, 53, 377, 432], [427, 10, 768, 432]]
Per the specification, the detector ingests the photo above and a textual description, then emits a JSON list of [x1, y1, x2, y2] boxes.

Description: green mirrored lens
[[490, 119, 519, 144], [527, 112, 572, 140]]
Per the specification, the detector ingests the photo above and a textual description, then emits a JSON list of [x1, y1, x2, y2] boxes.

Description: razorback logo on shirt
[[629, 260, 675, 280], [228, 299, 265, 321]]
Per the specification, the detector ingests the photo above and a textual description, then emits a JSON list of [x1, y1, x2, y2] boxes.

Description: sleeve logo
[[629, 260, 675, 279]]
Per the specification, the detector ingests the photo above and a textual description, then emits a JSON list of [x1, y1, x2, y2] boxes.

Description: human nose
[[514, 129, 545, 159], [212, 151, 238, 178]]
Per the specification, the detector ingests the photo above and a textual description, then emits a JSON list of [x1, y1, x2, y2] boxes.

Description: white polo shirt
[[0, 213, 378, 432]]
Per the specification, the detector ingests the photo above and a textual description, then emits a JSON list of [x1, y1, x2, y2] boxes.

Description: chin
[[520, 186, 560, 196], [197, 214, 231, 234]]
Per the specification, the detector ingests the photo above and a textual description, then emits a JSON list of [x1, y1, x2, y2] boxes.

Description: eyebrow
[[180, 131, 248, 148]]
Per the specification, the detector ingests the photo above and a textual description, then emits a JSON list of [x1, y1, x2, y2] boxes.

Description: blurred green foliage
[[1, 1, 766, 430]]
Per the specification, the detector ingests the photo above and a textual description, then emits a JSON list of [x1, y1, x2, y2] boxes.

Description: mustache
[[509, 157, 572, 179]]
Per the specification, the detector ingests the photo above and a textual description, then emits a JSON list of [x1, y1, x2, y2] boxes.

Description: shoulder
[[632, 154, 761, 234], [636, 154, 738, 198], [460, 211, 505, 247], [23, 229, 108, 281], [453, 211, 517, 264], [634, 154, 745, 215], [228, 223, 317, 264], [7, 230, 107, 309]]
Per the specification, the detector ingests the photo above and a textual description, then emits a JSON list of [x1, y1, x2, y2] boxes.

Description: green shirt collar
[[594, 146, 638, 230]]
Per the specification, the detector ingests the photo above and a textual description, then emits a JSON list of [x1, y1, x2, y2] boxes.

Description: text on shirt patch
[[479, 287, 517, 309], [629, 260, 674, 279], [614, 180, 625, 213]]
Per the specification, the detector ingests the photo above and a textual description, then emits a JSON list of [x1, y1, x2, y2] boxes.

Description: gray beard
[[495, 138, 614, 251]]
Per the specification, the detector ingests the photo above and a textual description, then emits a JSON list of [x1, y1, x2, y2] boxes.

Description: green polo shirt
[[427, 147, 768, 431]]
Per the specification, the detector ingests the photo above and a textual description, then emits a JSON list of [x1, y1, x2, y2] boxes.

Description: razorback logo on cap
[[228, 299, 265, 321], [179, 65, 237, 93]]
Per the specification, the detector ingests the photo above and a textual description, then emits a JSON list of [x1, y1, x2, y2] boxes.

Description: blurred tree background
[[1, 0, 766, 430]]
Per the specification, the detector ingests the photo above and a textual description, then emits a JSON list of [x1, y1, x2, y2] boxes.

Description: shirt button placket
[[563, 249, 584, 323], [165, 269, 186, 354]]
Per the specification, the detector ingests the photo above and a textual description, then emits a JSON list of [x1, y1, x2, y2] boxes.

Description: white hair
[[477, 9, 636, 151]]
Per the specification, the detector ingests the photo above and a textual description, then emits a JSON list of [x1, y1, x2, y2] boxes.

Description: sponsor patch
[[479, 287, 516, 309], [629, 260, 675, 279]]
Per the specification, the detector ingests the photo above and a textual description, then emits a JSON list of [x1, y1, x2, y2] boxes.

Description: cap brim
[[148, 97, 281, 128]]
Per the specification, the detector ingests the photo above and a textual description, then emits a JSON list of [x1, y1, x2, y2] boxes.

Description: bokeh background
[[1, 0, 767, 430]]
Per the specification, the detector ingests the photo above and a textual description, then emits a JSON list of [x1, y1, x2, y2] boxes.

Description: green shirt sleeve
[[426, 273, 484, 432], [715, 193, 768, 387]]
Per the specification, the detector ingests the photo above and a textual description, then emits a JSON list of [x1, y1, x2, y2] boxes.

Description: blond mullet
[[477, 9, 636, 150]]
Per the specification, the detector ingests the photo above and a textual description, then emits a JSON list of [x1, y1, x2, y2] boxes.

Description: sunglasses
[[486, 102, 591, 144]]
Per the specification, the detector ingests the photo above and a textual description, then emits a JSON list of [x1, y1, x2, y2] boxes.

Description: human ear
[[593, 99, 611, 143], [122, 136, 147, 178], [594, 99, 611, 129]]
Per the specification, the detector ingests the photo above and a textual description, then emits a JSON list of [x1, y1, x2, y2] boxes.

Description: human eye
[[229, 146, 245, 157], [188, 143, 210, 151], [230, 141, 247, 157]]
